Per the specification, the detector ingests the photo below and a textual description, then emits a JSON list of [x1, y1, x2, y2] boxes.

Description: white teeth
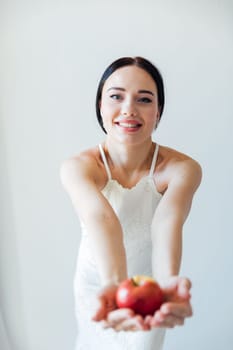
[[118, 123, 139, 128]]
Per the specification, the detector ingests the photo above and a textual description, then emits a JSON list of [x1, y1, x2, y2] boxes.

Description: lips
[[118, 122, 141, 128], [114, 119, 142, 130]]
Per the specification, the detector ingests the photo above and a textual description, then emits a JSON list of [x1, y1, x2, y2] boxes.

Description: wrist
[[154, 274, 179, 288], [101, 277, 122, 288]]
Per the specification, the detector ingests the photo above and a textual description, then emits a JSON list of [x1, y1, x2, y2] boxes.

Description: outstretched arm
[[151, 159, 202, 279], [60, 155, 127, 287], [61, 155, 149, 328], [148, 159, 202, 328]]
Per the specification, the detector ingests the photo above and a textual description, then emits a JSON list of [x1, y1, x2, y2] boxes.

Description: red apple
[[116, 275, 164, 317]]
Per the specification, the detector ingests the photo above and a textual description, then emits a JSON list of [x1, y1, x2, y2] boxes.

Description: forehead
[[103, 65, 157, 92]]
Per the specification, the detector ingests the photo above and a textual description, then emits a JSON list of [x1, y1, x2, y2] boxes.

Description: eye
[[138, 97, 152, 104], [110, 94, 122, 100]]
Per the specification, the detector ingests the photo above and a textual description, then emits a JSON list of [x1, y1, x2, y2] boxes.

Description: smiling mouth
[[116, 122, 142, 128]]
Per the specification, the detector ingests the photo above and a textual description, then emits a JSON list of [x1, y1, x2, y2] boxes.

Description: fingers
[[150, 311, 185, 328], [102, 309, 149, 332], [115, 316, 149, 332], [145, 311, 184, 328], [160, 301, 193, 318], [107, 308, 135, 324], [147, 300, 193, 329]]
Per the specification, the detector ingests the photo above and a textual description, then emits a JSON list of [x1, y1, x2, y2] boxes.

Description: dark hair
[[95, 56, 165, 133]]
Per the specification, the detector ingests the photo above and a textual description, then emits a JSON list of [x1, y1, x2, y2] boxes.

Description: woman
[[60, 57, 202, 349]]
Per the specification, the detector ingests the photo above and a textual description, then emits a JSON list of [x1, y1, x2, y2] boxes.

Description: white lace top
[[73, 143, 166, 350]]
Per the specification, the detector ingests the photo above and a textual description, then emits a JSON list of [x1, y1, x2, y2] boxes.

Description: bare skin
[[60, 65, 202, 332]]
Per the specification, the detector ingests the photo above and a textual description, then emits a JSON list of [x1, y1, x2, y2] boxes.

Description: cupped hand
[[92, 284, 150, 331], [145, 276, 193, 329], [92, 284, 118, 322], [92, 276, 192, 331]]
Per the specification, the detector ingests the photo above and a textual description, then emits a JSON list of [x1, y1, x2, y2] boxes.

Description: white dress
[[74, 143, 166, 350]]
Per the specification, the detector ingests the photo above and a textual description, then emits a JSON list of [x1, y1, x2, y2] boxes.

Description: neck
[[104, 138, 155, 174]]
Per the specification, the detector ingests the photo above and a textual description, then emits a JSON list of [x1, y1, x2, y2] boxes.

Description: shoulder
[[156, 145, 202, 193], [60, 145, 106, 189]]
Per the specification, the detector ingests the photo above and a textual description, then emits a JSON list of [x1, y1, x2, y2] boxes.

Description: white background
[[1, 1, 233, 349]]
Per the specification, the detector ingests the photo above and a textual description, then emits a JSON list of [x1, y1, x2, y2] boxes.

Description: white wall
[[1, 1, 233, 349]]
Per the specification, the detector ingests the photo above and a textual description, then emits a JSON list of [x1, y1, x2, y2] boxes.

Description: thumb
[[92, 295, 107, 322], [159, 276, 192, 301], [177, 278, 192, 300]]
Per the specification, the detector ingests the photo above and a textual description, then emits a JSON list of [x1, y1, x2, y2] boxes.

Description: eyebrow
[[107, 87, 155, 96], [138, 89, 155, 96]]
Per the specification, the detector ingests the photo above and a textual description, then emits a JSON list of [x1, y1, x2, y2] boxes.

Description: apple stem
[[131, 277, 138, 286]]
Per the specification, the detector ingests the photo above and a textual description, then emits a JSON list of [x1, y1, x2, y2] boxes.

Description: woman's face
[[100, 65, 160, 145]]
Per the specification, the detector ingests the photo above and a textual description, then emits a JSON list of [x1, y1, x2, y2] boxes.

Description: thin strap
[[149, 143, 159, 178], [98, 144, 112, 180]]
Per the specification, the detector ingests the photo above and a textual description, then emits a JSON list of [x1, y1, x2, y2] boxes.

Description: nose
[[121, 99, 137, 117]]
